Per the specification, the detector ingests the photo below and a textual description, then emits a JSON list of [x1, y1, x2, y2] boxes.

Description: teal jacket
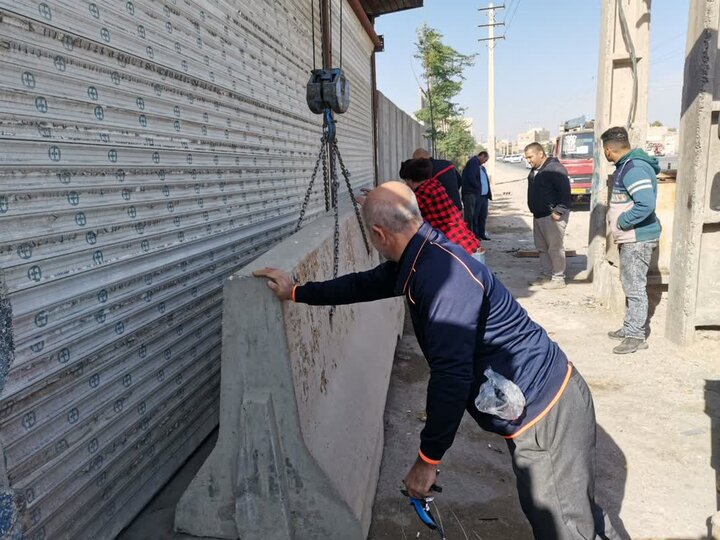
[[607, 148, 661, 244]]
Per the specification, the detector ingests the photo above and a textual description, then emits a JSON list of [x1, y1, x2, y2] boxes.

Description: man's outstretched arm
[[253, 261, 400, 305]]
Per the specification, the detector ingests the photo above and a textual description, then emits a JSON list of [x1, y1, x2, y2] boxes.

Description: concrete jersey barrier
[[175, 210, 404, 539]]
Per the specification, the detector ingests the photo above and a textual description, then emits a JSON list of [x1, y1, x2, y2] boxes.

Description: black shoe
[[480, 235, 491, 241], [613, 337, 648, 354], [607, 329, 626, 341]]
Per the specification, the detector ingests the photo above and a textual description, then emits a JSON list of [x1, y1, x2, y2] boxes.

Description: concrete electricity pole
[[588, 0, 650, 303], [478, 3, 504, 178]]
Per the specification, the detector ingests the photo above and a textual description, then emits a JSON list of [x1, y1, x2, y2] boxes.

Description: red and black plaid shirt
[[413, 177, 480, 254]]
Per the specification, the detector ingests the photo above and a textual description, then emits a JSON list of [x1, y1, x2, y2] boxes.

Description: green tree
[[474, 143, 487, 155], [414, 24, 475, 155], [438, 118, 477, 167], [650, 120, 663, 127], [544, 141, 555, 156]]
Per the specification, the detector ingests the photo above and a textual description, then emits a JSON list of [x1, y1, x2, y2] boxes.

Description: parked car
[[506, 154, 523, 163]]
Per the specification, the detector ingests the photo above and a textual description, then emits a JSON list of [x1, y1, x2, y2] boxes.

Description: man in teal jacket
[[602, 127, 661, 354]]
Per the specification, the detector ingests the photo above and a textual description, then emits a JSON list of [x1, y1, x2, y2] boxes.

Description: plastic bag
[[474, 367, 526, 420], [472, 248, 486, 265]]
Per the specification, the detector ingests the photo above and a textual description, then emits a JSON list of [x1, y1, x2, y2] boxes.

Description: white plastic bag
[[472, 248, 486, 265], [474, 367, 526, 420]]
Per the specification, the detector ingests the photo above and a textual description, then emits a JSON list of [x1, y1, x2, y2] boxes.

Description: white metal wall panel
[[0, 0, 374, 538], [376, 90, 427, 183]]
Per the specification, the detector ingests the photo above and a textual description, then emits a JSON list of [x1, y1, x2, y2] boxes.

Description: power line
[[504, 0, 522, 36], [504, 0, 516, 18]]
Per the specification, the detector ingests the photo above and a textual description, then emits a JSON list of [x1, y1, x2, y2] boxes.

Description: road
[[498, 153, 680, 175]]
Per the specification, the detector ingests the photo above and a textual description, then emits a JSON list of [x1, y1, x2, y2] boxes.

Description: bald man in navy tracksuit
[[255, 182, 621, 539]]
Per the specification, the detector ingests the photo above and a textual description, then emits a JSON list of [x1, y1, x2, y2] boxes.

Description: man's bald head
[[412, 148, 431, 159], [362, 181, 422, 234]]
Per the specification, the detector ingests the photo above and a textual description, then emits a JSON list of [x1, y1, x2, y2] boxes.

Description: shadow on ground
[[369, 163, 633, 539], [367, 311, 632, 540]]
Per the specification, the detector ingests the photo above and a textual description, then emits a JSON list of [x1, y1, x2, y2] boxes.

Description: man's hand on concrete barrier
[[252, 267, 294, 301], [403, 456, 438, 499]]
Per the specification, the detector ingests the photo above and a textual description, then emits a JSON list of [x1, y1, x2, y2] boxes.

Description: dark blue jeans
[[462, 193, 477, 234], [475, 194, 489, 238]]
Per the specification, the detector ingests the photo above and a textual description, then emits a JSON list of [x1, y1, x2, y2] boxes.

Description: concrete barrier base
[[175, 211, 404, 539], [592, 259, 626, 314]]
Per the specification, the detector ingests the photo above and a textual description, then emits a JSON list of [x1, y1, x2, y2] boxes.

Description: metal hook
[[323, 108, 336, 143]]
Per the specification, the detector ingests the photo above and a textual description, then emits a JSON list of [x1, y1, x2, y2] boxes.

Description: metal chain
[[330, 151, 340, 280], [332, 140, 371, 254], [321, 141, 330, 212], [328, 144, 340, 323], [296, 113, 370, 322], [295, 136, 326, 232]]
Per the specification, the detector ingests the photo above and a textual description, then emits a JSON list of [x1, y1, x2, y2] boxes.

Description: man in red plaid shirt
[[400, 158, 482, 255]]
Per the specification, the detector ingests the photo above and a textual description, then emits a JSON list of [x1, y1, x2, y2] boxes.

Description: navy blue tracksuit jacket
[[294, 222, 570, 463]]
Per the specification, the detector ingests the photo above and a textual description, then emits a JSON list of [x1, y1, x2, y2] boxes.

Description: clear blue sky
[[375, 0, 688, 142]]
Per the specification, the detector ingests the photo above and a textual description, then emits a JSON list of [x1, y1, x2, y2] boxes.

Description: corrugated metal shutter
[[0, 0, 374, 538]]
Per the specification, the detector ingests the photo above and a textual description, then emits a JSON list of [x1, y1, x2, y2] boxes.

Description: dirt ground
[[368, 161, 720, 540], [120, 161, 720, 540]]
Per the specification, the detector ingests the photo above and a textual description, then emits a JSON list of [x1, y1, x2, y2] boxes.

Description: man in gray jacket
[[524, 142, 572, 290]]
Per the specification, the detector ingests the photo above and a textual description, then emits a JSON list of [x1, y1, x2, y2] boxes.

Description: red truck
[[553, 118, 595, 202]]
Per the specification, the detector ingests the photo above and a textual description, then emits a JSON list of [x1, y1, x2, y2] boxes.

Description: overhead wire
[[311, 0, 316, 70], [504, 0, 522, 36], [616, 0, 639, 128], [340, 0, 343, 69]]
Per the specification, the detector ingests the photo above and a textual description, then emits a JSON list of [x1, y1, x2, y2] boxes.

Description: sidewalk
[[368, 162, 719, 540]]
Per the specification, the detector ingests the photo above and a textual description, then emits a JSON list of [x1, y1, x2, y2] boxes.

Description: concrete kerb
[[174, 210, 404, 539]]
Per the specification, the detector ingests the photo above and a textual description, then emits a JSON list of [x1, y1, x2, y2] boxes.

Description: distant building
[[517, 127, 551, 150], [646, 123, 679, 156], [465, 117, 484, 143], [496, 138, 517, 155]]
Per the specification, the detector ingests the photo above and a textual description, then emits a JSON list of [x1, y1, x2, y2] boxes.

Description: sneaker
[[542, 279, 566, 290], [612, 337, 649, 354], [528, 276, 551, 286], [607, 328, 626, 341]]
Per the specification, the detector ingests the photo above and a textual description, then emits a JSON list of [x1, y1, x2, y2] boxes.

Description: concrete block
[[711, 511, 720, 540], [592, 260, 626, 314], [175, 211, 404, 539]]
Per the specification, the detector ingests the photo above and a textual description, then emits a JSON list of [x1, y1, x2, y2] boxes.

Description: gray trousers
[[619, 241, 657, 339], [506, 368, 620, 540], [533, 214, 568, 279]]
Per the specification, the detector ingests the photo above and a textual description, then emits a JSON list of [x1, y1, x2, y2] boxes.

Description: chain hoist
[[295, 0, 370, 320]]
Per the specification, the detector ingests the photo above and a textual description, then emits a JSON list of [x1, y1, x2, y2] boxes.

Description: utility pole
[[589, 0, 650, 298], [478, 3, 504, 179]]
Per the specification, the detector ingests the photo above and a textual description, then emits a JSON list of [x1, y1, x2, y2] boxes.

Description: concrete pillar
[[589, 0, 651, 285], [666, 0, 720, 344], [175, 211, 404, 539]]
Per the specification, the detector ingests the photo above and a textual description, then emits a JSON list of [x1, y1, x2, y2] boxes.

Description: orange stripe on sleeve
[[291, 284, 298, 303], [503, 363, 573, 440], [418, 449, 441, 465]]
